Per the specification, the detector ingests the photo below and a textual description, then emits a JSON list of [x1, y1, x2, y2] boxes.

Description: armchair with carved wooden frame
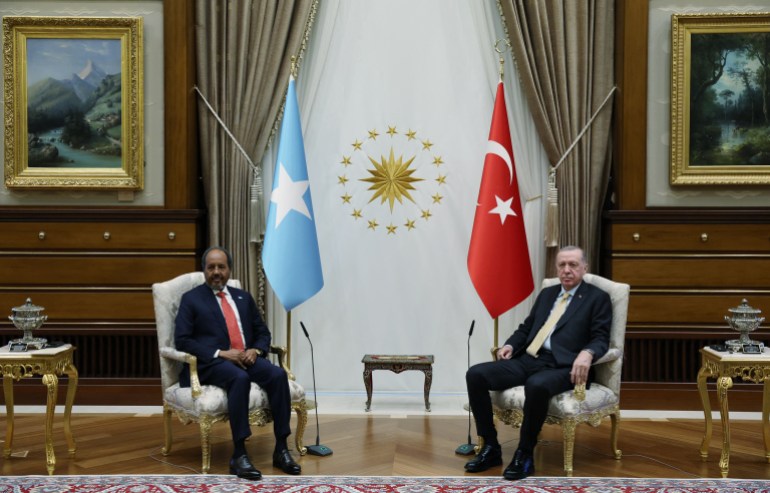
[[152, 272, 309, 474], [489, 273, 629, 476]]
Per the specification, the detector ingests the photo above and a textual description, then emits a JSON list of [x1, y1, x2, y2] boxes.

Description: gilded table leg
[[63, 363, 78, 455], [762, 380, 770, 462], [422, 367, 432, 412], [363, 366, 373, 412], [697, 364, 712, 459], [716, 375, 733, 478], [42, 373, 58, 475], [3, 375, 14, 458]]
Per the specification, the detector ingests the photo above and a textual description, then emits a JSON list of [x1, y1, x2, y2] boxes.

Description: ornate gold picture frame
[[3, 16, 143, 190], [671, 12, 770, 186]]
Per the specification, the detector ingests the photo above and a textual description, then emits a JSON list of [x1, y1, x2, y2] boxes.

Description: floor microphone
[[455, 320, 477, 455], [300, 321, 332, 456]]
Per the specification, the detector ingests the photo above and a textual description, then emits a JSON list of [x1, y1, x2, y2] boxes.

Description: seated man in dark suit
[[465, 245, 611, 480], [175, 246, 301, 480]]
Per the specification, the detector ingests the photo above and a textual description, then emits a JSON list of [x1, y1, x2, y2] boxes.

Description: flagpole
[[286, 310, 292, 369], [494, 317, 499, 349]]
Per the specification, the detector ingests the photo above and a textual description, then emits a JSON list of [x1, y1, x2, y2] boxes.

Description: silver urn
[[8, 298, 48, 349], [724, 299, 764, 353]]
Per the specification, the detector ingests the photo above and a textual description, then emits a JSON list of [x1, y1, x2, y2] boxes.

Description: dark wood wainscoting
[[605, 211, 770, 411], [0, 209, 202, 405]]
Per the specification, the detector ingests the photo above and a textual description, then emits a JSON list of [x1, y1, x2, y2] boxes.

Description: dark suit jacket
[[174, 283, 271, 386], [504, 281, 612, 367]]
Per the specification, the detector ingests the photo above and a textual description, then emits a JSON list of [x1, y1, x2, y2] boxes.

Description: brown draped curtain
[[498, 0, 615, 272], [194, 0, 317, 299]]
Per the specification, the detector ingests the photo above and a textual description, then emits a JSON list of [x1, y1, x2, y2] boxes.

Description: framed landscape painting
[[670, 12, 770, 186], [3, 16, 143, 190]]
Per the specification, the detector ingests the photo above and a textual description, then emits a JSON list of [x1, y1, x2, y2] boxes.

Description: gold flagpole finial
[[494, 39, 509, 82], [290, 55, 298, 78]]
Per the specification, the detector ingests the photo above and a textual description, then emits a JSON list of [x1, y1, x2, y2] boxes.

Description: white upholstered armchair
[[490, 273, 629, 476], [152, 272, 309, 474]]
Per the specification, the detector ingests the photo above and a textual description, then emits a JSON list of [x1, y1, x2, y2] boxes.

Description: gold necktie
[[526, 292, 570, 357]]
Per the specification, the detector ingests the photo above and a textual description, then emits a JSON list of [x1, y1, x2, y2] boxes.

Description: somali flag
[[261, 76, 324, 311]]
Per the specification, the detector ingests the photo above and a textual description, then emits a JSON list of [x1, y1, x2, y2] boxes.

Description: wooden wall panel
[[2, 222, 196, 250], [611, 257, 770, 288], [0, 256, 196, 286], [0, 290, 154, 322], [628, 292, 770, 324]]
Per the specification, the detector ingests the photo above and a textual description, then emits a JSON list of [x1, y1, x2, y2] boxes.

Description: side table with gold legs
[[697, 346, 770, 478], [0, 344, 78, 475]]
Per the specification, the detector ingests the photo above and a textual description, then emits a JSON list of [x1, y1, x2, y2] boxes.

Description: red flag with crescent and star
[[467, 82, 534, 318]]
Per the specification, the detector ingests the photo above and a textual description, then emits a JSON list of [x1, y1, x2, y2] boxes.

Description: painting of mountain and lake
[[26, 38, 122, 168]]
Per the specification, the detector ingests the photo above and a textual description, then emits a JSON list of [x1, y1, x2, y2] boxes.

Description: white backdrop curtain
[[262, 0, 550, 397]]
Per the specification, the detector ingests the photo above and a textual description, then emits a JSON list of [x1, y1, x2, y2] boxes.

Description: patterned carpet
[[0, 475, 768, 493]]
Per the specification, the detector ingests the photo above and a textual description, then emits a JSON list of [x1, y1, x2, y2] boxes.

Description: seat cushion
[[164, 379, 305, 417], [491, 383, 618, 418]]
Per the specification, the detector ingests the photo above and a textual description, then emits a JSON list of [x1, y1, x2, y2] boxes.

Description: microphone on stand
[[300, 321, 332, 456], [456, 320, 477, 455]]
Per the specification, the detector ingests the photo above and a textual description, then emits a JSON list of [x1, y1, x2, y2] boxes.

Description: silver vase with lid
[[724, 298, 764, 353], [8, 298, 48, 350]]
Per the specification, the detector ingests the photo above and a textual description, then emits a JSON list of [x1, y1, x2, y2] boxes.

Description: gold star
[[406, 129, 417, 141], [360, 147, 424, 212], [435, 174, 447, 185], [421, 209, 432, 220], [367, 219, 379, 230], [341, 156, 352, 166], [387, 126, 398, 137], [432, 193, 443, 204], [433, 156, 444, 166], [338, 175, 349, 185], [368, 129, 379, 140], [352, 139, 363, 150], [352, 209, 362, 219], [341, 193, 352, 204], [386, 224, 397, 235], [404, 219, 416, 230], [421, 139, 433, 150]]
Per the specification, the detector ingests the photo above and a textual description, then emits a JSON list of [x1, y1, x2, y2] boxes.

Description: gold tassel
[[545, 167, 558, 247]]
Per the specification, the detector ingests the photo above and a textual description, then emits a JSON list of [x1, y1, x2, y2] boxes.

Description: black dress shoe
[[503, 449, 535, 480], [273, 448, 302, 475], [464, 444, 503, 472], [229, 454, 262, 480]]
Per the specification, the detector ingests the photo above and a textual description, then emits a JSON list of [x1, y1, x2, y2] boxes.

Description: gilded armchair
[[152, 272, 309, 473], [490, 273, 629, 476]]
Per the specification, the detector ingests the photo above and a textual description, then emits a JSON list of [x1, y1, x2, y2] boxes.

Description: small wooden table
[[362, 354, 434, 412], [697, 346, 770, 477], [0, 344, 78, 475]]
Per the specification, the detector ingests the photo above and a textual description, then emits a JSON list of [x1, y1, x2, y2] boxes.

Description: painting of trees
[[689, 30, 770, 166]]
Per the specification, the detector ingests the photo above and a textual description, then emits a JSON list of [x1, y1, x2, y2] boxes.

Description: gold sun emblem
[[360, 148, 424, 212], [339, 125, 447, 235]]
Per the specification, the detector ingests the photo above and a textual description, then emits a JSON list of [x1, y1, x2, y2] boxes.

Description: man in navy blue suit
[[465, 246, 612, 480], [175, 246, 300, 480]]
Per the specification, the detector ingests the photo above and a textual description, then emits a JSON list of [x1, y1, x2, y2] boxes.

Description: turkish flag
[[468, 82, 534, 318]]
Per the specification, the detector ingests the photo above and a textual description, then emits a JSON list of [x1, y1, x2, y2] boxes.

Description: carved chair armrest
[[269, 345, 295, 380], [159, 346, 202, 398]]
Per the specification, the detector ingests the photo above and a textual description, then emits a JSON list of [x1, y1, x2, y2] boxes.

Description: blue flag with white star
[[262, 76, 324, 311]]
